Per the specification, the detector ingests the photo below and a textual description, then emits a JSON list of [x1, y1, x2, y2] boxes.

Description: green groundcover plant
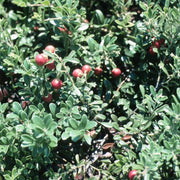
[[0, 0, 180, 179]]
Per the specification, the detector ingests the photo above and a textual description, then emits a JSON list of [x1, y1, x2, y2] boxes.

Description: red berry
[[35, 53, 48, 66], [34, 26, 39, 31], [51, 79, 63, 89], [58, 27, 65, 32], [43, 93, 53, 103], [94, 67, 103, 76], [154, 41, 161, 49], [149, 46, 156, 55], [22, 101, 30, 109], [82, 65, 91, 74], [159, 38, 165, 44], [46, 60, 56, 70], [83, 19, 89, 23], [159, 38, 166, 47], [111, 68, 121, 78], [0, 89, 3, 102], [152, 39, 166, 50], [72, 69, 83, 78], [58, 26, 71, 35], [45, 45, 55, 53], [128, 170, 137, 180], [2, 87, 8, 97]]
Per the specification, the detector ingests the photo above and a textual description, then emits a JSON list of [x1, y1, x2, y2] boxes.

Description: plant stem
[[54, 53, 84, 103], [108, 76, 129, 104]]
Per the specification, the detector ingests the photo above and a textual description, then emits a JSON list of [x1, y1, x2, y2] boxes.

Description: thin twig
[[28, 4, 53, 7], [45, 17, 64, 21], [109, 76, 129, 104]]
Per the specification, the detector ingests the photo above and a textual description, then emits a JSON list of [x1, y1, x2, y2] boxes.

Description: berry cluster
[[72, 65, 121, 78], [58, 25, 71, 35], [149, 38, 166, 55], [35, 45, 56, 69], [35, 45, 57, 103], [0, 87, 8, 102], [72, 65, 92, 78], [35, 47, 122, 103]]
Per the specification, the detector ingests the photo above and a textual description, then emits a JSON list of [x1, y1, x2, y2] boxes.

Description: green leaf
[[177, 88, 180, 100], [155, 104, 169, 114], [70, 130, 82, 142], [141, 121, 152, 131], [111, 114, 118, 122], [139, 85, 145, 97], [11, 34, 18, 40], [63, 57, 80, 64], [73, 86, 82, 96], [72, 113, 81, 120], [0, 103, 8, 113], [89, 100, 103, 105], [139, 2, 147, 10], [66, 100, 73, 108], [7, 113, 19, 119], [113, 91, 120, 97], [71, 106, 81, 118], [21, 134, 35, 147], [29, 105, 39, 112], [56, 112, 64, 118], [19, 110, 27, 120], [12, 0, 27, 7], [41, 0, 50, 6], [56, 63, 62, 72], [136, 21, 146, 32], [118, 116, 127, 122], [85, 121, 97, 130], [15, 125, 24, 132], [137, 104, 146, 112], [95, 114, 106, 120], [0, 145, 9, 154], [3, 174, 11, 180], [78, 23, 89, 31], [88, 38, 97, 52], [49, 135, 58, 147], [15, 159, 23, 167], [31, 126, 44, 138], [60, 107, 69, 114], [95, 9, 104, 24], [63, 51, 80, 64], [79, 114, 87, 129], [24, 75, 31, 86], [32, 115, 44, 128], [164, 0, 169, 8], [43, 50, 56, 59], [148, 8, 153, 18], [164, 140, 171, 150], [69, 118, 79, 129], [12, 102, 22, 114], [44, 114, 57, 132], [49, 103, 56, 116], [159, 61, 169, 76], [9, 10, 18, 20], [55, 0, 62, 6], [100, 122, 113, 128], [84, 134, 92, 145], [61, 131, 70, 140], [67, 95, 74, 104], [24, 60, 30, 71]]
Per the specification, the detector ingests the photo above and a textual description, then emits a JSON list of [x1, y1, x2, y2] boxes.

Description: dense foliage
[[0, 0, 180, 179]]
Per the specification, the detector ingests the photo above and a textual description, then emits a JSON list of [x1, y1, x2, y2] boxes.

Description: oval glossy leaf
[[84, 134, 92, 145], [49, 103, 56, 116], [78, 23, 89, 31]]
